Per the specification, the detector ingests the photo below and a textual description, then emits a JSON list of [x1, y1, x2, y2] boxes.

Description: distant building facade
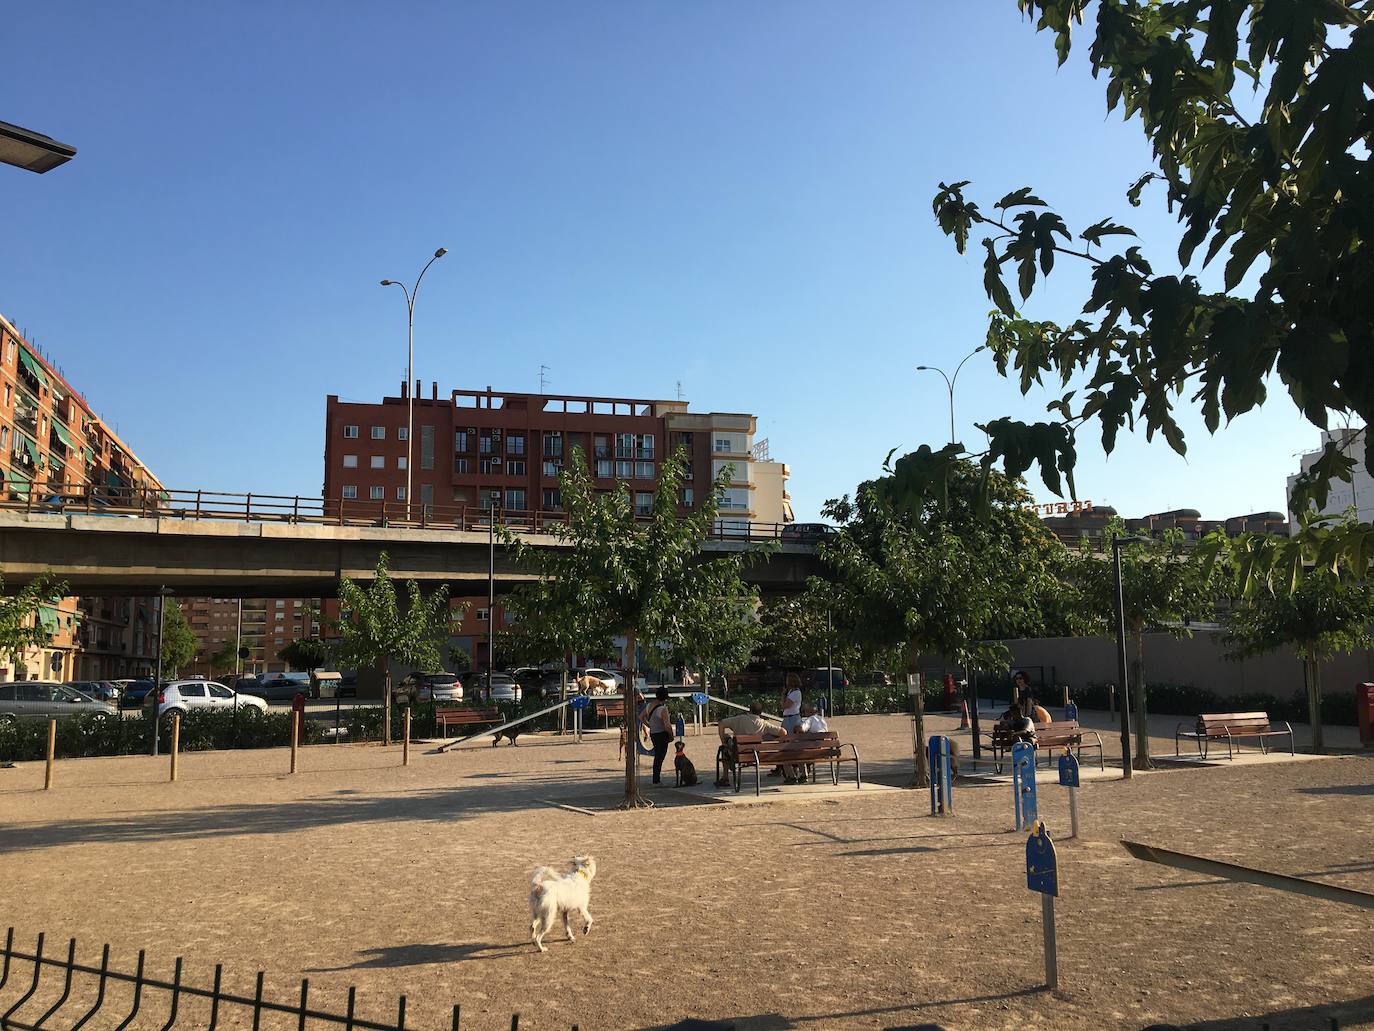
[[1286, 427, 1374, 528], [0, 312, 164, 681], [179, 596, 325, 678], [1040, 504, 1289, 543]]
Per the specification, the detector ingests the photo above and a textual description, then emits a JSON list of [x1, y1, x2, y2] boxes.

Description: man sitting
[[715, 702, 786, 787]]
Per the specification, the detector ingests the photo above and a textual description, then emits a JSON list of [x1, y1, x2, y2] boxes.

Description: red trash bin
[[1357, 683, 1374, 748]]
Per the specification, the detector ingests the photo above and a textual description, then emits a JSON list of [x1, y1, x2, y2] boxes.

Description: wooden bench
[[985, 720, 1104, 773], [435, 706, 504, 736], [597, 699, 627, 728], [1175, 712, 1294, 760], [725, 731, 861, 796]]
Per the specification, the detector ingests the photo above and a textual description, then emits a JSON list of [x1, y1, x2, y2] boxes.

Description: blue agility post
[[1012, 741, 1037, 831], [928, 734, 954, 815]]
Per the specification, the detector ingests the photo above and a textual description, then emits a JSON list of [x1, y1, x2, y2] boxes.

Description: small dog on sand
[[529, 855, 597, 953], [492, 725, 521, 746], [673, 741, 698, 786]]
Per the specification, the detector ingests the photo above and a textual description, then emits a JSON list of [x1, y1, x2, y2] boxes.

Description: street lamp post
[[1112, 535, 1146, 779], [488, 490, 500, 700], [916, 345, 986, 445], [381, 247, 448, 519]]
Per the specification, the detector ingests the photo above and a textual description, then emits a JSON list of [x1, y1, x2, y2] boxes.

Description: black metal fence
[[0, 929, 556, 1030]]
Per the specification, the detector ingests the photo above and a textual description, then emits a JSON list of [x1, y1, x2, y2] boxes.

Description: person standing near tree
[[642, 686, 674, 786]]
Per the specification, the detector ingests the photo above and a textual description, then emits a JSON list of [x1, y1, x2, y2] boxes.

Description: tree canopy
[[503, 447, 765, 807], [160, 602, 198, 676], [278, 637, 330, 671], [0, 571, 69, 677], [927, 1, 1372, 546]]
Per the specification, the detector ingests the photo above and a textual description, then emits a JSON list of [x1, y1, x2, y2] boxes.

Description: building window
[[455, 430, 469, 452], [455, 458, 470, 474], [595, 459, 612, 477], [638, 434, 655, 459], [480, 457, 500, 474], [542, 488, 562, 510], [342, 485, 357, 499], [420, 484, 434, 510], [635, 461, 654, 479], [681, 488, 694, 507], [369, 486, 384, 500], [396, 487, 407, 500], [370, 456, 385, 469], [397, 456, 407, 470], [480, 432, 493, 454], [344, 425, 359, 438], [420, 425, 435, 470], [615, 460, 632, 479], [397, 427, 408, 441], [721, 488, 748, 510], [715, 436, 733, 453], [506, 488, 526, 510], [371, 426, 386, 440], [616, 432, 635, 459], [543, 460, 562, 477], [276, 600, 285, 608], [507, 434, 525, 455], [635, 492, 654, 517], [477, 608, 489, 622], [343, 455, 358, 468], [507, 459, 526, 475], [479, 492, 498, 511], [594, 435, 610, 459], [544, 431, 563, 458]]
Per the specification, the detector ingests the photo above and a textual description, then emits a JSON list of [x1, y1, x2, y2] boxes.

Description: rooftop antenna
[[539, 364, 550, 393], [676, 380, 683, 403]]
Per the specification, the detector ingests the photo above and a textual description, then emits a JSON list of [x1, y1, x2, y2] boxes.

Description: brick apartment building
[[321, 383, 793, 670], [0, 311, 164, 681], [179, 596, 325, 678]]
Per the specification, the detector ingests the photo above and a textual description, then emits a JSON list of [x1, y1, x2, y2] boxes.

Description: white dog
[[528, 855, 597, 952]]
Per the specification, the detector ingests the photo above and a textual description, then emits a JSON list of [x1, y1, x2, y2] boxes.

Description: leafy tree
[[330, 552, 451, 745], [278, 637, 329, 671], [1223, 566, 1374, 751], [1059, 521, 1221, 767], [160, 602, 198, 677], [208, 638, 238, 676], [927, 2, 1373, 557], [0, 571, 69, 676], [821, 462, 1069, 784], [447, 645, 472, 672], [503, 447, 765, 808]]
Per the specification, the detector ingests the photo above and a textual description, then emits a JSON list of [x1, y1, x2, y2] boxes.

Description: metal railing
[[0, 483, 796, 542], [0, 928, 554, 1030]]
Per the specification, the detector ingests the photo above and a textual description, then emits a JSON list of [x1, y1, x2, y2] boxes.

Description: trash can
[[1357, 683, 1374, 747]]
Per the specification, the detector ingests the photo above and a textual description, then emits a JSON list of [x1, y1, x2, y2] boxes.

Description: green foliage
[[930, 2, 1373, 525], [160, 601, 197, 675], [0, 571, 69, 671], [502, 446, 767, 805], [1072, 679, 1357, 729], [447, 645, 472, 671], [1223, 568, 1374, 665], [329, 552, 451, 674], [209, 636, 241, 674], [278, 637, 329, 671]]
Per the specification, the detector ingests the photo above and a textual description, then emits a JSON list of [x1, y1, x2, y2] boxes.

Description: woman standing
[[643, 686, 675, 785]]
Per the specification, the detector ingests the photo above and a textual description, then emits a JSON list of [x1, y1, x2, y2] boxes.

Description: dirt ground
[[1, 710, 1371, 1031]]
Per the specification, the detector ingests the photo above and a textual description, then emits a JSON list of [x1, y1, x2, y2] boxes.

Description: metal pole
[[947, 380, 956, 446], [235, 599, 243, 677], [406, 296, 414, 520], [152, 590, 166, 758], [1112, 538, 1132, 780], [488, 491, 498, 700], [970, 666, 982, 759], [826, 604, 834, 718], [170, 713, 180, 782]]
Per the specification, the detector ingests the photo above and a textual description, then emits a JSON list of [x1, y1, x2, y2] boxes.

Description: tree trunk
[[1304, 653, 1325, 752], [1130, 627, 1151, 770], [383, 667, 392, 747], [908, 639, 928, 789], [620, 629, 646, 807]]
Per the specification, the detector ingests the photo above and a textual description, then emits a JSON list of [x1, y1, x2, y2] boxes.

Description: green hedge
[[1071, 680, 1358, 726]]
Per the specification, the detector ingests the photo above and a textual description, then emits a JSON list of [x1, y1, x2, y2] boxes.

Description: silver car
[[0, 681, 118, 726]]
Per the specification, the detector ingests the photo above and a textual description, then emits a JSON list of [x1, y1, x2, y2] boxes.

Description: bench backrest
[[1198, 712, 1272, 734], [436, 706, 502, 721], [1035, 721, 1081, 745], [731, 732, 841, 761], [599, 701, 627, 718]]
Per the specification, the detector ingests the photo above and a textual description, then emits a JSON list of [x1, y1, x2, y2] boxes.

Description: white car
[[146, 680, 268, 719]]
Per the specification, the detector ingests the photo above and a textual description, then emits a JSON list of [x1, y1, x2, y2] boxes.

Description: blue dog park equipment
[[1025, 821, 1060, 990], [1012, 741, 1037, 831], [1058, 750, 1081, 838], [928, 734, 954, 815]]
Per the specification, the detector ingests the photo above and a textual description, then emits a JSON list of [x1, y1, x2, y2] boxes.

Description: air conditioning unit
[[492, 428, 503, 437], [469, 427, 477, 435]]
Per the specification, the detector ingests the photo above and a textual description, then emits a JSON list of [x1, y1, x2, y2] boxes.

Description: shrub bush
[[1073, 680, 1357, 726]]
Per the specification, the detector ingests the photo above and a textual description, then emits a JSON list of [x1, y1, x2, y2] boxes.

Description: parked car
[[806, 667, 850, 692], [472, 672, 522, 704], [393, 671, 463, 705], [780, 522, 837, 544], [336, 673, 357, 698], [242, 672, 316, 702], [0, 681, 118, 726], [514, 667, 566, 700], [853, 670, 892, 687], [144, 680, 268, 720], [65, 680, 121, 704], [233, 676, 263, 695], [117, 679, 157, 709]]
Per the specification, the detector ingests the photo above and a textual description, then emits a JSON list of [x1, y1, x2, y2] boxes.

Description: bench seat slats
[[1175, 711, 1294, 760]]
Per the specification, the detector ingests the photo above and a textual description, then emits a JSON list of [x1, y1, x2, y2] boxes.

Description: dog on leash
[[673, 740, 698, 786], [529, 855, 597, 953]]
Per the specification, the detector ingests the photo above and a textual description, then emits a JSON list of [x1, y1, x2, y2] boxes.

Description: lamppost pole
[[1113, 535, 1135, 780], [381, 247, 447, 520], [917, 345, 986, 445], [488, 490, 500, 700]]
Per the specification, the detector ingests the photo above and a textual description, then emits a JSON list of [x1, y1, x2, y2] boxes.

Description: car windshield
[[426, 674, 458, 686], [55, 686, 88, 702]]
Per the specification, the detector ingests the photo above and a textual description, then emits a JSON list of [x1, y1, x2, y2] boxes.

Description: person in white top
[[780, 673, 803, 731], [799, 704, 828, 734]]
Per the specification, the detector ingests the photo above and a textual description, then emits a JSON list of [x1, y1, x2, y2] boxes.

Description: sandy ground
[[1, 710, 1371, 1031]]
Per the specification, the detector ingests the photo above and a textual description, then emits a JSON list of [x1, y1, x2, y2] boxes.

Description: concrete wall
[[1002, 631, 1374, 698]]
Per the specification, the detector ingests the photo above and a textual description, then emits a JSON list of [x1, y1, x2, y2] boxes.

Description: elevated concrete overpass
[[0, 511, 821, 597]]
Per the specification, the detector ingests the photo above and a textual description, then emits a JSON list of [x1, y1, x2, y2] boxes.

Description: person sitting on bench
[[994, 703, 1037, 745], [1027, 697, 1052, 725], [715, 702, 786, 787]]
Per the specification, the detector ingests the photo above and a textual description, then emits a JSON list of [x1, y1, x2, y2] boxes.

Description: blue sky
[[3, 2, 1318, 521]]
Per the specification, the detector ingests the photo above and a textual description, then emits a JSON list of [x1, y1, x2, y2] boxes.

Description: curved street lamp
[[381, 247, 448, 516], [916, 344, 986, 445]]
